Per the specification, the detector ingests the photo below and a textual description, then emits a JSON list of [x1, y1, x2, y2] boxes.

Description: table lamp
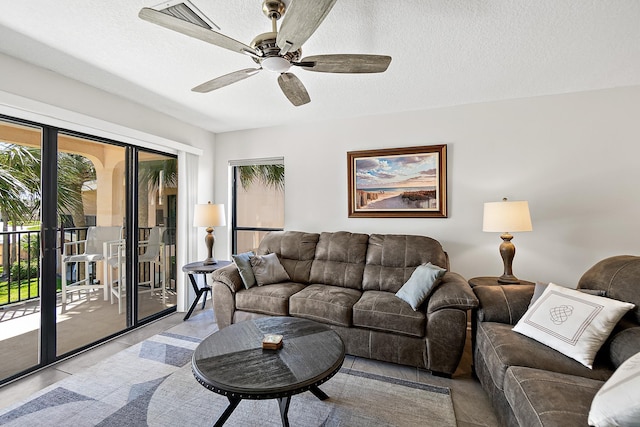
[[193, 202, 226, 265], [483, 198, 532, 284]]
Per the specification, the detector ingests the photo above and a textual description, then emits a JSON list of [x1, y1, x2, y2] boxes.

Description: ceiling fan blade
[[192, 68, 261, 93], [297, 54, 392, 73], [276, 0, 337, 54], [277, 73, 311, 106], [139, 7, 258, 57]]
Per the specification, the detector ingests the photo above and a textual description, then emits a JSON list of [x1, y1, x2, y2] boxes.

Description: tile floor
[[0, 304, 499, 426]]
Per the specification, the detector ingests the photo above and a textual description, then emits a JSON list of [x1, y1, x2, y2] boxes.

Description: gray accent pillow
[[250, 253, 290, 286], [529, 281, 606, 308], [232, 251, 256, 289], [395, 262, 447, 311]]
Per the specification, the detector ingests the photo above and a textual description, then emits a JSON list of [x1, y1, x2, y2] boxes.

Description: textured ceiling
[[1, 1, 639, 133]]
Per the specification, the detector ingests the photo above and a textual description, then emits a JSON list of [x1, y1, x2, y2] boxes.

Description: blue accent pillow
[[232, 251, 256, 289], [395, 262, 447, 311]]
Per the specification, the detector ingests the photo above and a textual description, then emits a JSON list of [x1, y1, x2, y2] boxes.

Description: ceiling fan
[[139, 0, 392, 106]]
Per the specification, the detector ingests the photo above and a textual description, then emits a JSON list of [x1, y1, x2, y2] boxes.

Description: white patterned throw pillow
[[588, 351, 640, 426], [512, 283, 634, 368]]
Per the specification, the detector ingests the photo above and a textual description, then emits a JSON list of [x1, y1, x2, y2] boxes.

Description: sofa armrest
[[211, 264, 244, 293], [474, 284, 534, 325], [427, 272, 478, 314]]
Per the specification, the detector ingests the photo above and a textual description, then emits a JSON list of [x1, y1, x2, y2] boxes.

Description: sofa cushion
[[504, 366, 603, 427], [257, 231, 320, 284], [363, 234, 449, 293], [309, 232, 369, 290], [512, 283, 634, 368], [353, 291, 425, 337], [289, 284, 362, 326], [608, 324, 640, 368], [235, 282, 305, 316], [476, 321, 612, 393]]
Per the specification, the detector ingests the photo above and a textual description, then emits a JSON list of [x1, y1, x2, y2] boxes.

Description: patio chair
[[109, 226, 166, 314], [60, 226, 123, 307]]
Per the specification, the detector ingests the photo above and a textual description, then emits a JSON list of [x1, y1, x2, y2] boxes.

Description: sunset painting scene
[[354, 152, 440, 211]]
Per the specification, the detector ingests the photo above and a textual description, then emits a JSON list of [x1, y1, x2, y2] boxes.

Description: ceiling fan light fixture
[[261, 56, 291, 73]]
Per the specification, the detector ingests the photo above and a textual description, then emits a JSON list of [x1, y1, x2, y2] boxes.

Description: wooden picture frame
[[347, 144, 447, 218]]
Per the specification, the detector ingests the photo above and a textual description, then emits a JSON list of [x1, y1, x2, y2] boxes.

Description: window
[[231, 159, 284, 254]]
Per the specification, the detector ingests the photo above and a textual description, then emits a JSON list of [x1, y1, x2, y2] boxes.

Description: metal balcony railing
[[0, 229, 41, 307], [0, 227, 177, 307]]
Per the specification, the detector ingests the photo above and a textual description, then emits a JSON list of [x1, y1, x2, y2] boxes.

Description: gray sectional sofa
[[211, 230, 478, 376], [473, 255, 640, 426]]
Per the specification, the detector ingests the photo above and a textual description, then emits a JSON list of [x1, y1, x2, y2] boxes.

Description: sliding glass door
[[136, 151, 177, 320], [56, 133, 127, 356], [0, 119, 43, 380], [0, 115, 179, 384]]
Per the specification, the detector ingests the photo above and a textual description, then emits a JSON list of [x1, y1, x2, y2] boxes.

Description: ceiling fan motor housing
[[251, 31, 301, 73]]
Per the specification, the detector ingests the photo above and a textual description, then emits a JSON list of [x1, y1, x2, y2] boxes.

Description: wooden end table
[[192, 316, 345, 427], [468, 276, 535, 288], [182, 260, 232, 320]]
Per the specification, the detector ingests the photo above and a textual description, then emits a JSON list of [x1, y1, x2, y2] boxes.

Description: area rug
[[0, 329, 457, 426]]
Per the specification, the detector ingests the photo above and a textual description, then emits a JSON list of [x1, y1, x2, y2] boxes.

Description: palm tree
[[0, 144, 96, 225], [0, 143, 39, 275], [57, 153, 96, 227], [238, 164, 284, 191], [0, 145, 98, 273], [138, 158, 178, 227], [0, 143, 38, 221]]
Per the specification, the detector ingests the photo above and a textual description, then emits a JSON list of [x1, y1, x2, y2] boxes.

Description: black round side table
[[182, 260, 232, 320]]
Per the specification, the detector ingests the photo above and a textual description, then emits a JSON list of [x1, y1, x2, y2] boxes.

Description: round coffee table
[[192, 316, 345, 427]]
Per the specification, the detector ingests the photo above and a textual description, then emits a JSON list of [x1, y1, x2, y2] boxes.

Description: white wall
[[215, 86, 640, 286]]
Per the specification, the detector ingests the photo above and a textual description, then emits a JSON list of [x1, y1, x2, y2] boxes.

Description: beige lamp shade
[[193, 202, 226, 227], [483, 200, 532, 233]]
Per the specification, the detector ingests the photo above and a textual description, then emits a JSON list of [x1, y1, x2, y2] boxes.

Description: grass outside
[[0, 278, 62, 306]]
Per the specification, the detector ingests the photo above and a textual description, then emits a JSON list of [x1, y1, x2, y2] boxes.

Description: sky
[[355, 153, 438, 189]]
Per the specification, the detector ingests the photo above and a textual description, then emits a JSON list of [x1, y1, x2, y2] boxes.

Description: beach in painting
[[356, 187, 437, 210], [354, 150, 440, 210]]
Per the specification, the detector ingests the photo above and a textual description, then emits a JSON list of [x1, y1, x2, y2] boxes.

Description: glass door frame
[[40, 124, 57, 366]]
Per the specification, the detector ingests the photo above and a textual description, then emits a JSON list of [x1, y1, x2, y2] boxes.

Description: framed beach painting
[[347, 144, 447, 218]]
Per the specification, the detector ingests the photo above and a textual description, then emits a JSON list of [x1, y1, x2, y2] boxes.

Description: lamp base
[[203, 228, 217, 266], [497, 274, 520, 284], [498, 232, 521, 284]]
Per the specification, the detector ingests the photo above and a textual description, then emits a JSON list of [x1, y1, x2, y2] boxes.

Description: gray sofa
[[211, 230, 478, 376], [473, 255, 640, 426]]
